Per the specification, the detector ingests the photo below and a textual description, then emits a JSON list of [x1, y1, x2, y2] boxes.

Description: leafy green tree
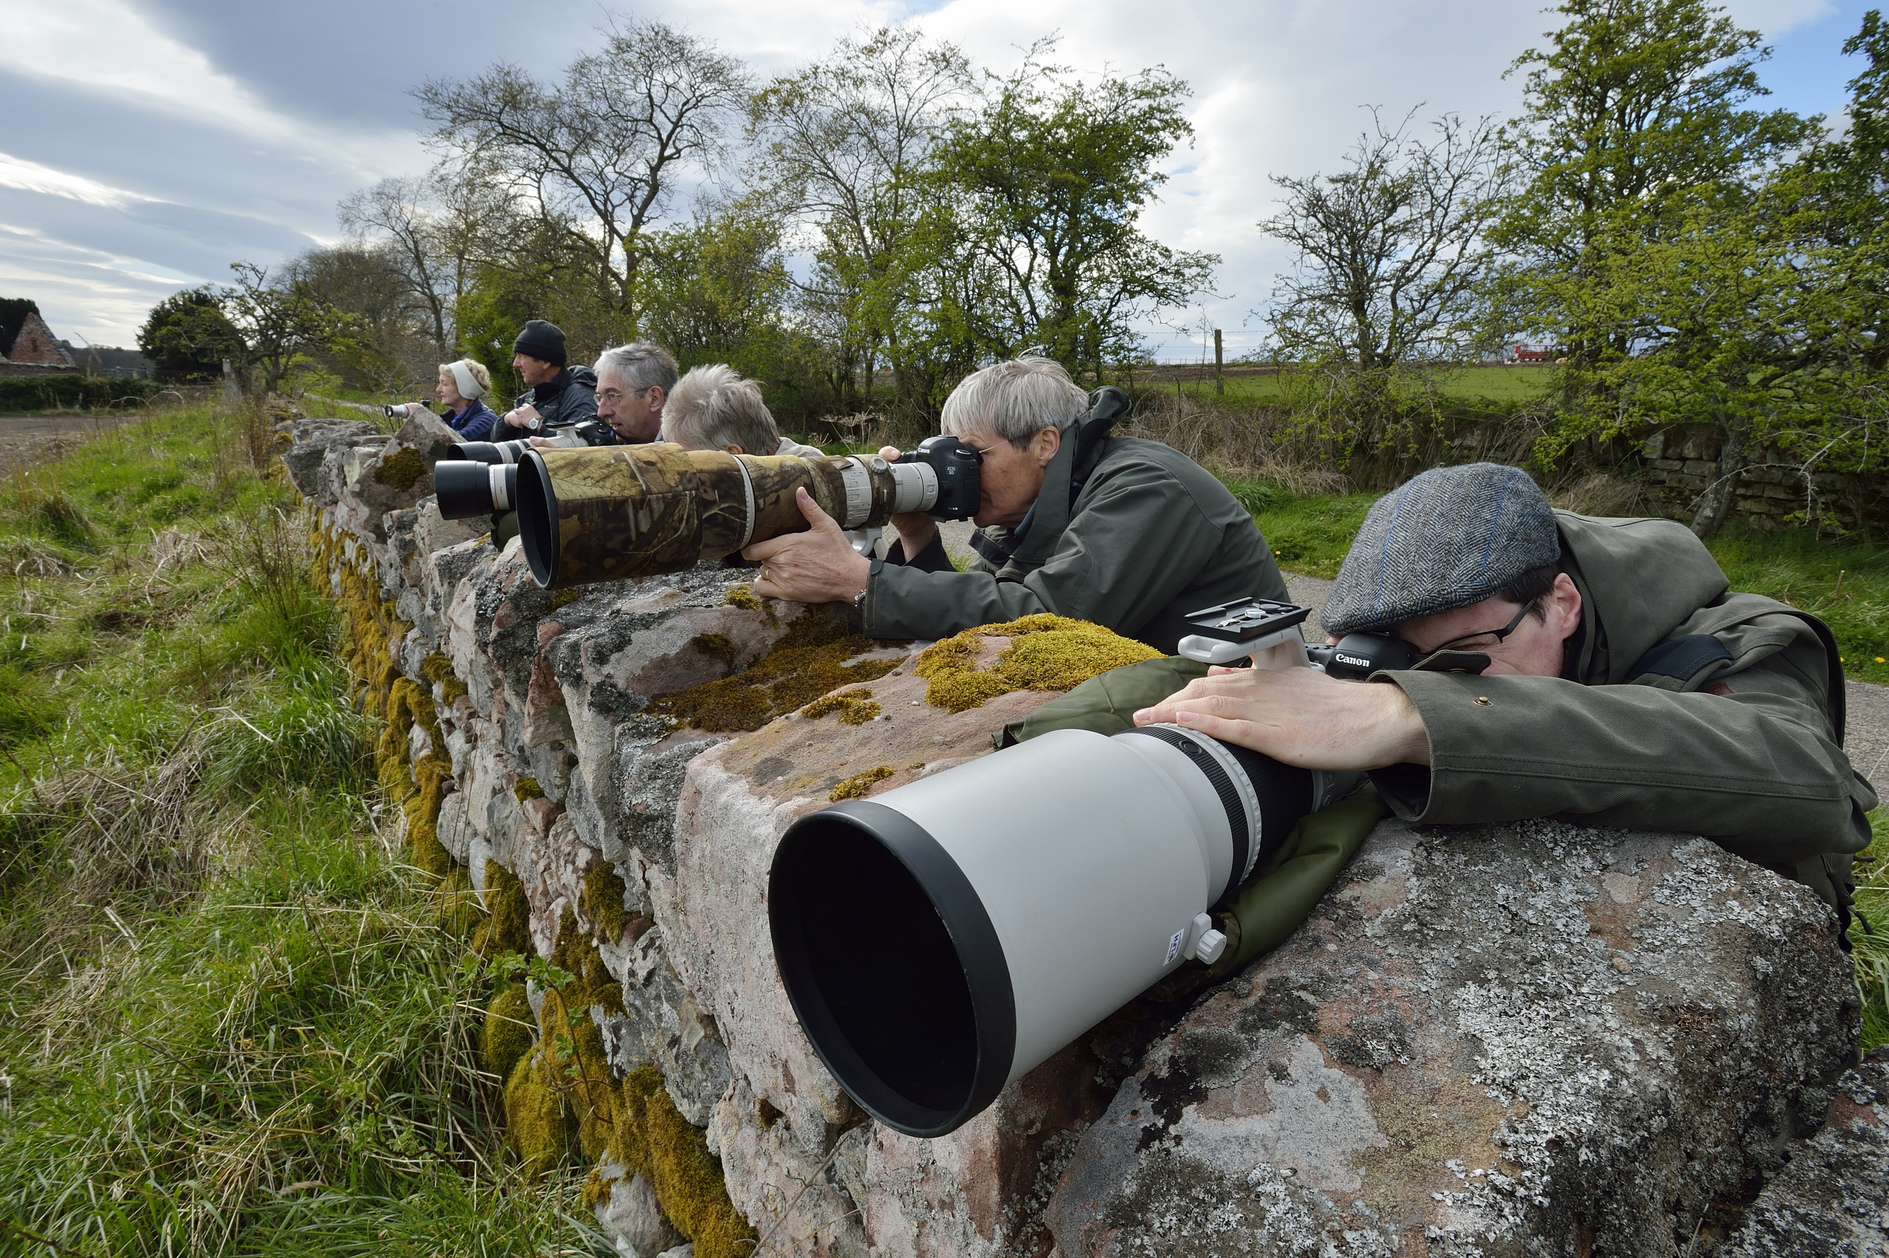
[[749, 27, 976, 413], [928, 51, 1218, 381], [219, 261, 338, 394], [137, 289, 240, 382], [1486, 0, 1815, 366]]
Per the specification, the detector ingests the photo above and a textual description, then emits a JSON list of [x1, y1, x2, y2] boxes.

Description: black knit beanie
[[512, 319, 567, 367]]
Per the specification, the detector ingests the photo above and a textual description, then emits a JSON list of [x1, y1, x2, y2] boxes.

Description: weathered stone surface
[[280, 417, 380, 502], [1715, 1047, 1889, 1256], [666, 654, 1079, 1255], [1043, 817, 1859, 1257], [592, 1162, 686, 1257]]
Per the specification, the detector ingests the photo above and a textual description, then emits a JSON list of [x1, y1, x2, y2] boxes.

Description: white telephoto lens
[[888, 461, 939, 515]]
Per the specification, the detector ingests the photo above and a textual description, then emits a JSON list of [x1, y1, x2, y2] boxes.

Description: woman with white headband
[[434, 358, 497, 440]]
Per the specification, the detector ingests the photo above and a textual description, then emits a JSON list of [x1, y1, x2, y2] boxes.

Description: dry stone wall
[[286, 413, 1884, 1257]]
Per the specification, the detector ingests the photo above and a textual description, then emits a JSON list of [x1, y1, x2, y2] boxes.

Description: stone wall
[[1639, 424, 1887, 535], [287, 412, 1883, 1257]]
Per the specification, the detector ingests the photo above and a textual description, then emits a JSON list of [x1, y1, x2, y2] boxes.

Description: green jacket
[[1372, 511, 1874, 918], [862, 435, 1287, 654]]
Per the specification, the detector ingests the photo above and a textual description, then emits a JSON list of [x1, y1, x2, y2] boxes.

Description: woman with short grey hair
[[940, 356, 1089, 448], [664, 364, 823, 457]]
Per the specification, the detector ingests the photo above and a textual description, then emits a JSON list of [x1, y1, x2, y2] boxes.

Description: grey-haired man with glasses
[[592, 341, 678, 444], [1135, 461, 1875, 926]]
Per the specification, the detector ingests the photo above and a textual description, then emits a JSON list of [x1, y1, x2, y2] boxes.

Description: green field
[[1137, 363, 1558, 407], [0, 408, 605, 1255]]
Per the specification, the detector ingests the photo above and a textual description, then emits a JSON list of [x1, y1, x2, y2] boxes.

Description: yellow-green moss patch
[[483, 981, 536, 1082], [722, 584, 763, 612], [690, 632, 739, 667], [373, 445, 427, 491], [421, 650, 469, 703], [648, 611, 904, 733], [914, 614, 1162, 713], [503, 1048, 570, 1181], [513, 776, 545, 802], [800, 687, 882, 724], [830, 765, 895, 801], [581, 862, 631, 941], [475, 859, 531, 959], [614, 1067, 758, 1258]]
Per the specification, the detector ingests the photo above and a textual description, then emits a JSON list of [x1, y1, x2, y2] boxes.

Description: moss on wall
[[830, 765, 895, 801], [581, 861, 631, 941], [503, 1046, 571, 1180], [421, 650, 469, 704], [513, 776, 545, 802], [800, 687, 882, 725], [649, 610, 904, 733], [721, 584, 764, 613], [373, 446, 426, 491], [483, 982, 535, 1082], [475, 859, 531, 959], [613, 1068, 759, 1258], [914, 613, 1162, 713]]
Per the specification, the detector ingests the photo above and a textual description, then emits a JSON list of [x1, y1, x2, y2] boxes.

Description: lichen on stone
[[647, 610, 904, 733], [373, 445, 426, 491], [800, 687, 881, 724], [914, 614, 1162, 713], [830, 765, 895, 801]]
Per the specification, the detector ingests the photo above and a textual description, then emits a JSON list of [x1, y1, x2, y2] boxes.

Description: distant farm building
[[0, 299, 77, 374], [1513, 344, 1553, 363]]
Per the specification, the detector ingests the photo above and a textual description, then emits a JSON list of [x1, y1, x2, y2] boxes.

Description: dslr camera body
[[1178, 597, 1421, 678], [890, 435, 983, 520]]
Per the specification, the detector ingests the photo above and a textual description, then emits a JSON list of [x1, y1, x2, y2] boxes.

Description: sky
[[0, 0, 1869, 359]]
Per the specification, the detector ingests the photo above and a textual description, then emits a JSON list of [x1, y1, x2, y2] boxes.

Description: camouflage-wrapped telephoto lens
[[515, 442, 976, 590]]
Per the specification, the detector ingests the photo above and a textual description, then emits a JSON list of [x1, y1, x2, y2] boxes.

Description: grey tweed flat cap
[[1320, 462, 1562, 636]]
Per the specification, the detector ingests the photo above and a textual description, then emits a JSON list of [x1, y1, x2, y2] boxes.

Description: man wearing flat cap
[[500, 318, 602, 435], [1133, 462, 1876, 922]]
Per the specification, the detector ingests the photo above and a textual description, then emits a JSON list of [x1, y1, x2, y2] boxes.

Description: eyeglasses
[[596, 387, 649, 406], [1409, 596, 1541, 655]]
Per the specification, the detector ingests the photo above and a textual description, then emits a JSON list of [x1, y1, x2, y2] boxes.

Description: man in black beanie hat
[[501, 318, 602, 436]]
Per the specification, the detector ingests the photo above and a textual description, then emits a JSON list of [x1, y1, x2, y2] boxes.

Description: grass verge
[[0, 404, 609, 1256]]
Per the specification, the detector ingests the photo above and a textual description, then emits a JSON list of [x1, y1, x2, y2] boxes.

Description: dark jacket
[[1373, 511, 1876, 919], [446, 398, 497, 441], [525, 365, 599, 430], [862, 434, 1288, 654]]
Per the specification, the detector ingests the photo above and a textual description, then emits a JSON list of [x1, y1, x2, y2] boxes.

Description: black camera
[[434, 419, 615, 521], [893, 434, 982, 520], [1179, 597, 1421, 678]]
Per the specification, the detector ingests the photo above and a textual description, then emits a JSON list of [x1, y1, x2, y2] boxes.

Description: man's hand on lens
[[1133, 664, 1431, 771], [504, 404, 541, 430], [526, 436, 560, 448], [744, 487, 871, 604], [875, 445, 939, 560]]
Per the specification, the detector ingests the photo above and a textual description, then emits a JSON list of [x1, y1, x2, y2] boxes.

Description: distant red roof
[[0, 299, 76, 368]]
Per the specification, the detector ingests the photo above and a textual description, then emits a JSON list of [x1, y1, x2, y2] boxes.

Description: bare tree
[[1260, 109, 1506, 367], [416, 19, 749, 335], [338, 174, 490, 358]]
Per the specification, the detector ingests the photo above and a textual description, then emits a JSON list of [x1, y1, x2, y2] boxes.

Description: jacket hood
[[1557, 512, 1729, 684], [566, 365, 598, 387]]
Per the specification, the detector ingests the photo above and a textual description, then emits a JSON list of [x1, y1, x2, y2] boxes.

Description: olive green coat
[[1372, 511, 1875, 918], [862, 435, 1287, 655]]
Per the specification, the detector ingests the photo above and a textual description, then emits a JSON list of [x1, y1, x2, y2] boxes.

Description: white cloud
[[0, 152, 153, 208]]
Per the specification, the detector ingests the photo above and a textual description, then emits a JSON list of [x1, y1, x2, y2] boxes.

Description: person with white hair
[[662, 364, 823, 457], [743, 356, 1288, 654]]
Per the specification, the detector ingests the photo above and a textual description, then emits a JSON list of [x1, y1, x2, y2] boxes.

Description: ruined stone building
[[0, 298, 77, 376]]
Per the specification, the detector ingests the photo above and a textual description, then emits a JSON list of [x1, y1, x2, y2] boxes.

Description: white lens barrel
[[888, 461, 939, 515], [489, 464, 513, 512], [834, 457, 875, 528]]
